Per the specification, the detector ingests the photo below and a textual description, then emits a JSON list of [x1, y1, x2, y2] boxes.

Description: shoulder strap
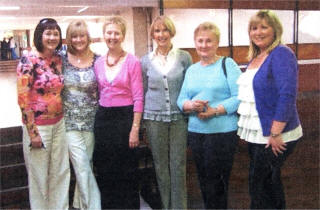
[[222, 56, 227, 78]]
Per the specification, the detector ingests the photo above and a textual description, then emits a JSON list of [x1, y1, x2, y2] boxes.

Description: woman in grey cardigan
[[141, 16, 192, 209]]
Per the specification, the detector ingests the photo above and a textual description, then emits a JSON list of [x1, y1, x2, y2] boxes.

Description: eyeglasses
[[39, 18, 57, 24]]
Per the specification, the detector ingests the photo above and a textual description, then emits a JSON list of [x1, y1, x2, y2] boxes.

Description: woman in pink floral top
[[17, 18, 70, 209]]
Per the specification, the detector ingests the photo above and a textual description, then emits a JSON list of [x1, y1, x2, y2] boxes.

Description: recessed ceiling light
[[0, 16, 17, 19], [77, 6, 89, 13], [0, 6, 20, 11]]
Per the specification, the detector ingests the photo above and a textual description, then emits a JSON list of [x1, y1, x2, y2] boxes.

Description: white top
[[105, 54, 127, 83], [237, 68, 302, 144], [150, 48, 180, 75]]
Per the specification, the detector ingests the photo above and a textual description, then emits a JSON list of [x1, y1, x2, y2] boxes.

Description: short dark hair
[[33, 18, 62, 52]]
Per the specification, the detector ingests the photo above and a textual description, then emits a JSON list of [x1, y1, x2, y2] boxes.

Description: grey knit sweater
[[141, 48, 192, 121]]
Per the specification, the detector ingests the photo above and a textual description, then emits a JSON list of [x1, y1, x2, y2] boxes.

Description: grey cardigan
[[141, 48, 192, 121]]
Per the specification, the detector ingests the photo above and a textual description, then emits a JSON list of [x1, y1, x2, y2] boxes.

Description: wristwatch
[[214, 108, 219, 116], [270, 132, 281, 138]]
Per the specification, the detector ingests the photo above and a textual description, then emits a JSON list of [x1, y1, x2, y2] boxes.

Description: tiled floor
[[0, 72, 22, 128]]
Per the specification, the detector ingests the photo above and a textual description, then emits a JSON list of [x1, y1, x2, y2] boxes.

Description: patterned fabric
[[17, 51, 64, 139], [62, 54, 99, 131]]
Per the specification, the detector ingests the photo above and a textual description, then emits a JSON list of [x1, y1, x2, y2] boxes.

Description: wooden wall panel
[[233, 0, 296, 10], [298, 64, 320, 92], [298, 0, 320, 10], [298, 43, 320, 60], [233, 46, 249, 64], [183, 47, 249, 64], [184, 44, 320, 65], [164, 0, 320, 10], [164, 0, 229, 9]]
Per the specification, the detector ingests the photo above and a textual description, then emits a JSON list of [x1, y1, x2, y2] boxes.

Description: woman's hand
[[129, 127, 140, 148], [198, 104, 225, 120], [30, 135, 43, 149], [183, 100, 208, 113], [266, 135, 287, 156], [198, 106, 217, 120]]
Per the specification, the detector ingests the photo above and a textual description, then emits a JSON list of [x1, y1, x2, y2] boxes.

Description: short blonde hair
[[66, 20, 91, 55], [103, 16, 127, 37], [194, 21, 220, 43], [150, 15, 176, 38], [248, 10, 283, 60]]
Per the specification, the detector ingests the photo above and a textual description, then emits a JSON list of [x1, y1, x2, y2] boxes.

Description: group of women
[[17, 9, 302, 210]]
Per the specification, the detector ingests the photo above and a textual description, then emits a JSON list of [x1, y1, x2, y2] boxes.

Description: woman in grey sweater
[[141, 15, 192, 209]]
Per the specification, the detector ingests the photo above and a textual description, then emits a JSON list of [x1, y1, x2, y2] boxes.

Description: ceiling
[[0, 0, 159, 30]]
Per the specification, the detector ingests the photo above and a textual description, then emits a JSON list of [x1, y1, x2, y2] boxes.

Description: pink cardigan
[[94, 53, 143, 113]]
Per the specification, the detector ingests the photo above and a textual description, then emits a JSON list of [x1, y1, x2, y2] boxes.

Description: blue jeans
[[11, 48, 18, 59], [188, 131, 238, 209], [248, 140, 298, 209]]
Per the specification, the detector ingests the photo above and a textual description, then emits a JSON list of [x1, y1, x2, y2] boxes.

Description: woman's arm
[[129, 112, 142, 148], [17, 56, 42, 148], [129, 57, 144, 148], [266, 46, 298, 156], [198, 58, 241, 120], [130, 57, 144, 113]]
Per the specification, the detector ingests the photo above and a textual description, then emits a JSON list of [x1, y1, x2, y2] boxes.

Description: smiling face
[[194, 30, 219, 60], [249, 19, 275, 52], [71, 32, 89, 53], [104, 23, 124, 50], [42, 29, 60, 53], [153, 23, 172, 49]]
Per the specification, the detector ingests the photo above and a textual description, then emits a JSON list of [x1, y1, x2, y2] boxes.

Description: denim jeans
[[188, 131, 238, 209], [248, 140, 298, 209]]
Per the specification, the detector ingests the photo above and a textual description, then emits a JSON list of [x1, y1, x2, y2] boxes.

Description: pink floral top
[[17, 52, 64, 139]]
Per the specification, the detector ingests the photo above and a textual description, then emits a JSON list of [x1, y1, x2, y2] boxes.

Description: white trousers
[[23, 118, 70, 210], [66, 130, 101, 209]]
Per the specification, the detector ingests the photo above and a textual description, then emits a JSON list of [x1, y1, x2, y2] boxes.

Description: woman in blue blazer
[[237, 10, 302, 209]]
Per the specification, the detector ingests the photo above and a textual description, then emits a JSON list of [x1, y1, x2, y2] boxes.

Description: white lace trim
[[236, 68, 302, 144]]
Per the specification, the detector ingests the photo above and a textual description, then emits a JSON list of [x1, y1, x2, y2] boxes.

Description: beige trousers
[[66, 130, 101, 209], [23, 118, 70, 210]]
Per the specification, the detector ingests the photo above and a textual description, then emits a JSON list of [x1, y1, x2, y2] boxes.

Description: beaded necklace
[[106, 50, 125, 67]]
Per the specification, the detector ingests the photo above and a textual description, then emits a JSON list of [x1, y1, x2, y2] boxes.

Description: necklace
[[106, 50, 125, 67], [72, 51, 90, 65]]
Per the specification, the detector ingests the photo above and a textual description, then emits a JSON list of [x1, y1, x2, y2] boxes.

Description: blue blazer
[[253, 45, 300, 136]]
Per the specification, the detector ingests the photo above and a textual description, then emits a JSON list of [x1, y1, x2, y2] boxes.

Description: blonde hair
[[66, 20, 91, 55], [103, 16, 127, 37], [248, 10, 283, 60], [194, 21, 220, 43], [150, 15, 176, 38]]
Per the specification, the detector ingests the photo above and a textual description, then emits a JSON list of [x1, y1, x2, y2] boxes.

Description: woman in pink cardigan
[[93, 16, 143, 209]]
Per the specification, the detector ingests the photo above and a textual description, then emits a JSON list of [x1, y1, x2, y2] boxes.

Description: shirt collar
[[148, 46, 178, 60]]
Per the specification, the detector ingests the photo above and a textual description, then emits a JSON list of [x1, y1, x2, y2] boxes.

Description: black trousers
[[93, 105, 139, 209], [188, 131, 238, 209], [248, 140, 298, 209]]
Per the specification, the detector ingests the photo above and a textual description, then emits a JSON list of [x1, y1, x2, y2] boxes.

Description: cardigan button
[[166, 100, 169, 103], [163, 75, 166, 79], [165, 88, 168, 91]]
